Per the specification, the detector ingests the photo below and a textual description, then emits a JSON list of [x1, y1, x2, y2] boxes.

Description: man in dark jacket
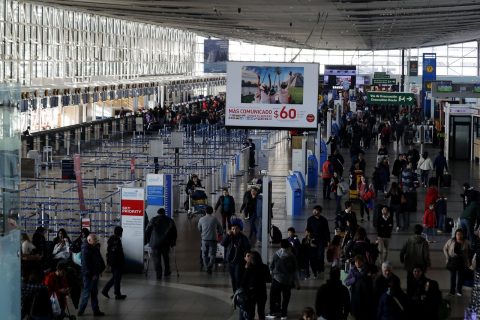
[[433, 150, 448, 185], [373, 261, 401, 311], [145, 208, 177, 280], [461, 183, 480, 209], [377, 206, 393, 261], [400, 224, 431, 282], [214, 188, 236, 231], [306, 205, 330, 273], [267, 240, 300, 319], [78, 233, 106, 317], [315, 267, 350, 320], [221, 222, 251, 293], [101, 226, 126, 300]]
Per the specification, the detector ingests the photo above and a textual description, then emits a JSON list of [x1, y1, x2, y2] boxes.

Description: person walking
[[344, 255, 375, 320], [102, 226, 127, 300], [373, 261, 401, 310], [315, 267, 350, 320], [306, 205, 330, 274], [267, 240, 300, 320], [443, 228, 471, 296], [376, 206, 393, 262], [322, 156, 334, 200], [78, 233, 106, 317], [385, 182, 404, 231], [433, 150, 448, 187], [417, 152, 434, 187], [239, 250, 271, 320], [214, 188, 236, 231], [222, 222, 251, 294], [145, 208, 178, 280], [198, 205, 223, 275], [400, 224, 431, 283]]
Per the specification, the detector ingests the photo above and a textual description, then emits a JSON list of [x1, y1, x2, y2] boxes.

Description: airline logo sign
[[367, 92, 415, 106]]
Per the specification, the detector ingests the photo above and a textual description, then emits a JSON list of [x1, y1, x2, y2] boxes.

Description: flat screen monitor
[[323, 65, 356, 90]]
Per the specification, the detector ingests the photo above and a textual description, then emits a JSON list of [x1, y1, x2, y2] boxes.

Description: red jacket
[[322, 160, 333, 179], [423, 208, 437, 228], [44, 271, 69, 310], [425, 187, 439, 211]]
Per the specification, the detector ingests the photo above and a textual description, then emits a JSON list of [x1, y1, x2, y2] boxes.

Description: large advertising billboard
[[226, 62, 319, 129], [204, 39, 229, 73]]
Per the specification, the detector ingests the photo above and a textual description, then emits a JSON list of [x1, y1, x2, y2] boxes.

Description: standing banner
[[422, 53, 436, 117], [73, 154, 86, 211], [121, 187, 145, 273], [204, 39, 229, 73]]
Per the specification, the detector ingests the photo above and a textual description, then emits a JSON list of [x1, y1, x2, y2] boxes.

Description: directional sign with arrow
[[367, 91, 415, 106]]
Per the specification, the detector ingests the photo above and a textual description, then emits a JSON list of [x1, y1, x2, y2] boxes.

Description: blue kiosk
[[286, 174, 303, 216]]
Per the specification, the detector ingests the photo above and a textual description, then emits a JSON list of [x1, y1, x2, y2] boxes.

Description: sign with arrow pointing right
[[367, 91, 416, 106]]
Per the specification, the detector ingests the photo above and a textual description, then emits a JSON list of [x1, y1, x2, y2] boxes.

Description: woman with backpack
[[443, 229, 471, 296], [386, 182, 405, 232], [238, 250, 271, 320]]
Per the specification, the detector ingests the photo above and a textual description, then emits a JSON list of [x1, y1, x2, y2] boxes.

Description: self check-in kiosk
[[286, 174, 302, 216]]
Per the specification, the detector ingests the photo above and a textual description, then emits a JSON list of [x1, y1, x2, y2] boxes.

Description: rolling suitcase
[[441, 174, 451, 187], [445, 217, 453, 234]]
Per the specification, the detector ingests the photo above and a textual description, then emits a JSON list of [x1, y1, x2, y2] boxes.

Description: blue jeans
[[335, 195, 343, 214], [78, 276, 99, 314], [421, 170, 429, 186], [228, 263, 244, 293], [437, 214, 446, 231], [316, 244, 326, 272], [201, 240, 217, 270], [460, 218, 473, 241], [249, 213, 258, 240], [102, 267, 123, 296]]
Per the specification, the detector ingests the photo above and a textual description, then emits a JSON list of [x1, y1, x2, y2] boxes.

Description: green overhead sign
[[374, 72, 389, 78], [372, 78, 396, 85], [367, 92, 415, 106]]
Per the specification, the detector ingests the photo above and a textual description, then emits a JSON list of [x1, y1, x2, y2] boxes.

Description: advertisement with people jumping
[[226, 62, 318, 129]]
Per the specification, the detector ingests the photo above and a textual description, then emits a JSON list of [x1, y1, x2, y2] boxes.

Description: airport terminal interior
[[3, 1, 480, 319]]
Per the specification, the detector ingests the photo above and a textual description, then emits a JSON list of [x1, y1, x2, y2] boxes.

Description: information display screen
[[323, 65, 356, 90], [225, 62, 319, 129]]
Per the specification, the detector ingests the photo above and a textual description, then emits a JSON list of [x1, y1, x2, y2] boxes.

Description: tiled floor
[[36, 131, 475, 319]]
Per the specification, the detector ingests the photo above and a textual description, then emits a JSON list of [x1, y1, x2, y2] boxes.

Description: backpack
[[337, 181, 349, 197], [271, 225, 282, 244]]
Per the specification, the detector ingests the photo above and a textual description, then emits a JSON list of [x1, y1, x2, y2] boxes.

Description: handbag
[[446, 256, 463, 271], [50, 293, 61, 317], [400, 194, 407, 204]]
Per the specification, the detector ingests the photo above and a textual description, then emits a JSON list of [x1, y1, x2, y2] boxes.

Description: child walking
[[423, 202, 437, 243]]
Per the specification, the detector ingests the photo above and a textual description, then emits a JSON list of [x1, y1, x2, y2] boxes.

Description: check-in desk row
[[21, 115, 137, 158]]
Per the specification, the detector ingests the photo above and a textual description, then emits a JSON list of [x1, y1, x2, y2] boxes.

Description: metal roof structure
[[33, 0, 480, 50]]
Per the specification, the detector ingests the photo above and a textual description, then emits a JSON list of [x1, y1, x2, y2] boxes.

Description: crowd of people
[[140, 95, 226, 131], [21, 226, 127, 318], [19, 99, 480, 320]]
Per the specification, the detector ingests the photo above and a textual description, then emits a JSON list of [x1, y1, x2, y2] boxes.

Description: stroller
[[186, 187, 208, 219]]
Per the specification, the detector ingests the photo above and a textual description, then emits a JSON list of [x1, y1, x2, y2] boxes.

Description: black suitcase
[[441, 174, 451, 187], [405, 191, 417, 212], [445, 217, 453, 233]]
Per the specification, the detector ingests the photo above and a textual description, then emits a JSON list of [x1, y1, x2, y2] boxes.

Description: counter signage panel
[[226, 62, 319, 129]]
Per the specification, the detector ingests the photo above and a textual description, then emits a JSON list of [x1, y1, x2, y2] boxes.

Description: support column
[[401, 49, 405, 92]]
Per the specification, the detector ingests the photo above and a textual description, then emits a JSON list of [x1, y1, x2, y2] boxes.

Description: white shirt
[[22, 240, 36, 255]]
